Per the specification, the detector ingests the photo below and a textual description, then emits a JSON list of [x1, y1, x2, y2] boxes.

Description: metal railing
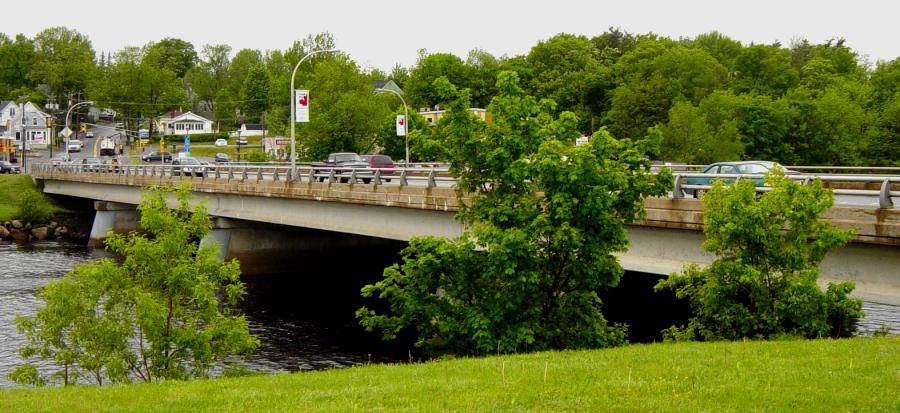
[[660, 164, 900, 175], [32, 163, 456, 189], [672, 172, 899, 209], [29, 163, 900, 208]]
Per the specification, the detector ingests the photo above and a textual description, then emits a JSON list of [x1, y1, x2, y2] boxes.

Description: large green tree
[[0, 34, 36, 99], [241, 63, 270, 123], [656, 172, 863, 340], [358, 72, 672, 354], [10, 185, 258, 386], [30, 27, 96, 100], [144, 37, 197, 78]]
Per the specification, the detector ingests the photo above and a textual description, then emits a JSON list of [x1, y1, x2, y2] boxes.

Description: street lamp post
[[290, 48, 338, 179], [374, 87, 409, 166], [65, 100, 94, 158]]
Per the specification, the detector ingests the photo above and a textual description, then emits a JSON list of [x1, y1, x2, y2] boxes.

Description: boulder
[[49, 221, 58, 229], [11, 220, 23, 229], [0, 225, 10, 239], [10, 228, 29, 242], [24, 223, 31, 231], [57, 226, 69, 236], [32, 226, 50, 241]]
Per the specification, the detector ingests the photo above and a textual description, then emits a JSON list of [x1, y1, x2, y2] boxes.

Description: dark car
[[214, 153, 230, 163], [141, 151, 173, 163], [359, 154, 395, 183], [0, 161, 18, 174], [311, 152, 369, 183], [684, 161, 797, 197]]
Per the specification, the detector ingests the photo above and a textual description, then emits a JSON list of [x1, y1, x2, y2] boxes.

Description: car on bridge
[[141, 151, 173, 163], [684, 161, 798, 197], [0, 161, 19, 174], [360, 154, 395, 183], [311, 152, 369, 183], [214, 153, 230, 163], [51, 153, 72, 167], [173, 157, 206, 177]]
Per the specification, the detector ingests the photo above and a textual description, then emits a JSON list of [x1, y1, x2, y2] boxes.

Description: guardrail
[[30, 163, 900, 209], [672, 172, 899, 208], [32, 163, 457, 188], [660, 164, 900, 175]]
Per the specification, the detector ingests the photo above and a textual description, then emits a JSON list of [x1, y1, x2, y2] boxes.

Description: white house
[[0, 101, 54, 148], [237, 123, 268, 137], [158, 110, 213, 135]]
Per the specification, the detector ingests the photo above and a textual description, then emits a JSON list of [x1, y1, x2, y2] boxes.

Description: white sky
[[2, 0, 897, 70]]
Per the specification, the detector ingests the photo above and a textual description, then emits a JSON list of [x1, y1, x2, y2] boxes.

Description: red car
[[359, 154, 395, 183]]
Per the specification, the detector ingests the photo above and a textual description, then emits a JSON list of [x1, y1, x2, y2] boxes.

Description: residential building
[[418, 107, 491, 126], [236, 123, 268, 137], [0, 101, 54, 148], [372, 80, 404, 96], [157, 110, 214, 135]]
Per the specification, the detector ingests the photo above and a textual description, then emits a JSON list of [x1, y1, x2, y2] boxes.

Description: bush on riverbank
[[0, 337, 896, 412], [656, 171, 863, 340], [0, 175, 76, 242]]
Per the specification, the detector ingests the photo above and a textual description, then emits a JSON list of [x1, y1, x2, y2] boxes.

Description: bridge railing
[[30, 163, 900, 208], [660, 164, 900, 175], [672, 172, 900, 208]]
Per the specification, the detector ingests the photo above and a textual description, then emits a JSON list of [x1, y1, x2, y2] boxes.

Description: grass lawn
[[1, 337, 896, 412], [0, 174, 66, 221]]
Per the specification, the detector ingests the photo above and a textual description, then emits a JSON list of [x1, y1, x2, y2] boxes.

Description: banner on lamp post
[[294, 90, 309, 123], [395, 115, 406, 136]]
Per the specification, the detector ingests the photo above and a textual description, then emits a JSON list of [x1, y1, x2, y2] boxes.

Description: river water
[[0, 241, 897, 387]]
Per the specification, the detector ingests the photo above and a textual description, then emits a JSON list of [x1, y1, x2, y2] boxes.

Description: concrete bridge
[[31, 163, 900, 304]]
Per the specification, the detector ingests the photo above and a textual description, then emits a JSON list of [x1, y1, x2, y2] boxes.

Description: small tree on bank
[[357, 72, 672, 355], [10, 185, 258, 386], [656, 172, 863, 340]]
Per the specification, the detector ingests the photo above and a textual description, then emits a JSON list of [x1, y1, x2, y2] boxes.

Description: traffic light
[[80, 123, 86, 133]]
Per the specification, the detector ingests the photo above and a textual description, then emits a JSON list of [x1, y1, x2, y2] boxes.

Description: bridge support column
[[88, 201, 140, 248]]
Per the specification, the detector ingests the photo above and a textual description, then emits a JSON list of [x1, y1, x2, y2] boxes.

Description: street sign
[[295, 90, 309, 122], [184, 134, 190, 156], [396, 115, 406, 136], [60, 127, 73, 138]]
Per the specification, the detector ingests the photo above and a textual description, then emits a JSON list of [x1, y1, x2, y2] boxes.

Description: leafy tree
[[656, 172, 863, 341], [241, 63, 270, 123], [659, 98, 743, 164], [689, 31, 743, 69], [732, 44, 798, 96], [187, 44, 232, 118], [144, 38, 197, 78], [0, 34, 36, 99], [296, 58, 393, 160], [358, 72, 672, 355], [10, 185, 258, 386], [373, 108, 430, 162], [405, 51, 469, 108], [464, 48, 500, 108], [30, 27, 96, 100]]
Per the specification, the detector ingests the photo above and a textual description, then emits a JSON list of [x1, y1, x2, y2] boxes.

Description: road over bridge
[[31, 163, 900, 304]]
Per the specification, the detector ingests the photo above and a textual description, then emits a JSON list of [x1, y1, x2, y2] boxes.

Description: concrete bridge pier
[[200, 218, 405, 275], [88, 201, 141, 248]]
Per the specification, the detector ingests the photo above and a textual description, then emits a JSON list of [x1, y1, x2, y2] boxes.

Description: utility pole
[[20, 102, 26, 172]]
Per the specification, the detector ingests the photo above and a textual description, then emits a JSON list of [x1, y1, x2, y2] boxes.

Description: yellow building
[[418, 107, 492, 125]]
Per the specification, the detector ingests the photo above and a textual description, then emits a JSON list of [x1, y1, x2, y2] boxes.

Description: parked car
[[359, 154, 395, 183], [0, 161, 18, 174], [67, 139, 82, 152], [85, 131, 94, 138], [214, 153, 230, 163], [684, 161, 798, 197], [311, 152, 369, 183], [172, 157, 206, 177], [215, 138, 228, 147], [236, 137, 248, 146], [141, 151, 173, 163]]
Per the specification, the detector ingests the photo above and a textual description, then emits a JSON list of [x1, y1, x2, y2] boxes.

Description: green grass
[[1, 337, 897, 412], [0, 174, 66, 221]]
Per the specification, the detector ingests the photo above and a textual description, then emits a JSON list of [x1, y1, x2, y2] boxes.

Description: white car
[[214, 138, 227, 147], [67, 140, 82, 152]]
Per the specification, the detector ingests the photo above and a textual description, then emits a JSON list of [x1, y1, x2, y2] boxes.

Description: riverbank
[[0, 174, 63, 221], [1, 337, 896, 412], [0, 175, 82, 241]]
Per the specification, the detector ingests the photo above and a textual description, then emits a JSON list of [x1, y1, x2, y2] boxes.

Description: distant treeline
[[1, 28, 896, 165]]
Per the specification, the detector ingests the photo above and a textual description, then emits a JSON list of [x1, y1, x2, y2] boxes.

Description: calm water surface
[[0, 241, 897, 387]]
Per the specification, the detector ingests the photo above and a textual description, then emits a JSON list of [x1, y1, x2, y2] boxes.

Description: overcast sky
[[2, 0, 897, 70]]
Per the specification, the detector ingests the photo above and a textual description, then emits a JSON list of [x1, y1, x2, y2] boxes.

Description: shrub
[[17, 189, 53, 224], [656, 171, 863, 340], [154, 132, 229, 143], [243, 150, 269, 163]]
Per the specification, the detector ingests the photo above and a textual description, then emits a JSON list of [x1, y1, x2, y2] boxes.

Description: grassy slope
[[1, 337, 897, 412], [0, 174, 65, 221]]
